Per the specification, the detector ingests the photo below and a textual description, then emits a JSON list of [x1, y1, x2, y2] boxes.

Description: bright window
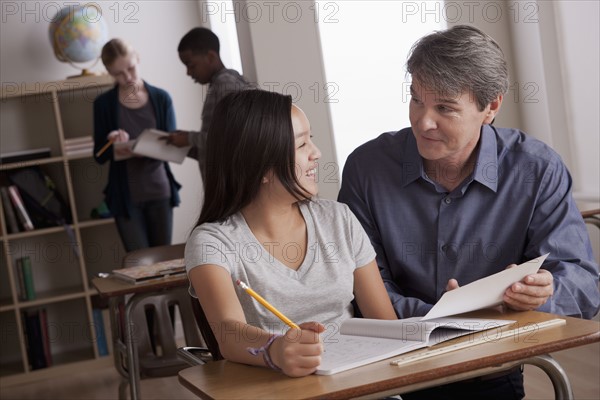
[[205, 0, 243, 74], [317, 0, 445, 172]]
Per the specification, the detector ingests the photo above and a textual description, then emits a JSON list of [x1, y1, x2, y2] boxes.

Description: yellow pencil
[[95, 138, 114, 157], [236, 280, 300, 330]]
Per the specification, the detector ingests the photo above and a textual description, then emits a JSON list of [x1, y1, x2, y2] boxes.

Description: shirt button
[[444, 197, 452, 204], [441, 244, 448, 252]]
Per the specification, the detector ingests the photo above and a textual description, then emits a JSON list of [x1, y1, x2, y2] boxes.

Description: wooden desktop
[[178, 310, 600, 400]]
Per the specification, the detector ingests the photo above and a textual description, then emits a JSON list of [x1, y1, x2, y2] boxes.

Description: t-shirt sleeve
[[185, 226, 234, 298], [185, 227, 232, 274], [343, 204, 377, 269]]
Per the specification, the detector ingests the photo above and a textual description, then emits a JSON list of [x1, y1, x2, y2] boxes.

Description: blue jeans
[[115, 198, 173, 252]]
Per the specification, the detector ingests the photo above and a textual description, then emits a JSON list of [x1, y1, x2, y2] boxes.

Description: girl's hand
[[269, 321, 325, 377], [107, 129, 129, 143]]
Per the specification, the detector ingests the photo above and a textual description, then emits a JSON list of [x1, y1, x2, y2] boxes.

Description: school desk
[[178, 309, 599, 400], [92, 274, 188, 400]]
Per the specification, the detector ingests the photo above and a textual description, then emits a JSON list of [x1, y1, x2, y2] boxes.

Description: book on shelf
[[111, 258, 186, 284], [23, 309, 49, 370], [39, 308, 53, 367], [316, 254, 548, 375], [113, 129, 191, 164], [64, 137, 94, 157], [0, 148, 51, 164], [92, 308, 109, 356], [0, 186, 20, 233], [15, 258, 27, 300], [16, 256, 36, 300], [7, 185, 34, 231], [64, 136, 94, 146]]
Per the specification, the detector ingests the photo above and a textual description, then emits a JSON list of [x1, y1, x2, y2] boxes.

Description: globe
[[49, 3, 108, 76]]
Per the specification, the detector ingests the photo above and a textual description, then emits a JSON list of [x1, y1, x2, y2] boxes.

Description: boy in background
[[168, 27, 251, 178]]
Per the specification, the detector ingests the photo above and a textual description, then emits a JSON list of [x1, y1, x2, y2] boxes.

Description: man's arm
[[338, 155, 432, 319], [520, 159, 599, 319]]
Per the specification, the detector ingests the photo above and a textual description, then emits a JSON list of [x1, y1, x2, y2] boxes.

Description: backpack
[[8, 166, 72, 228]]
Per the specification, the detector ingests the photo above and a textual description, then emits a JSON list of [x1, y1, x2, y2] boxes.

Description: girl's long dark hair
[[196, 90, 309, 227]]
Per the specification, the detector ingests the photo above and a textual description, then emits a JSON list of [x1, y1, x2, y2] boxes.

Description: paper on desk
[[133, 129, 191, 164], [421, 253, 549, 321]]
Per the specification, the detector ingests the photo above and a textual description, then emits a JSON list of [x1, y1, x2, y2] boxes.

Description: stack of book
[[22, 308, 52, 370], [63, 137, 94, 157], [0, 185, 34, 233]]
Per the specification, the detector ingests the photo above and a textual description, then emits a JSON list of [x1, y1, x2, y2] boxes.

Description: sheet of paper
[[132, 129, 191, 164], [422, 253, 549, 321], [316, 334, 424, 375], [113, 140, 135, 161]]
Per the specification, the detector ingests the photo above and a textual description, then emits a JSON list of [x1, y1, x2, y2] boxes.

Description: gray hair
[[406, 25, 509, 111]]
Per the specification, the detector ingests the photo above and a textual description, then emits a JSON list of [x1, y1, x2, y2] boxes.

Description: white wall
[[234, 0, 339, 200], [504, 0, 599, 209], [0, 0, 205, 243], [552, 0, 599, 207]]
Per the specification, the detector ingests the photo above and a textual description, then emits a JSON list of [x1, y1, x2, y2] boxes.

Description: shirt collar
[[402, 125, 498, 192], [472, 125, 498, 192], [401, 132, 422, 187], [209, 67, 228, 84]]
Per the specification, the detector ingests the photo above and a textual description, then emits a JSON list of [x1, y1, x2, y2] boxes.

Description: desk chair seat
[[114, 244, 205, 399]]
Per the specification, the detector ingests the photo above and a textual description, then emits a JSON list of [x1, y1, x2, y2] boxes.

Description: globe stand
[[63, 57, 102, 79], [67, 68, 99, 79]]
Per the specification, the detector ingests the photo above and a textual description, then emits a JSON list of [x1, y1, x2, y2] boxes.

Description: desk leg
[[524, 354, 574, 400], [125, 297, 142, 400]]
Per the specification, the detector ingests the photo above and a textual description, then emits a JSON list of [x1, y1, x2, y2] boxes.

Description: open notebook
[[317, 317, 513, 375], [316, 253, 549, 375]]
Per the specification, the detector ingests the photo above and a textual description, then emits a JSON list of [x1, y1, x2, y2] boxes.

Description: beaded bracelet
[[247, 334, 282, 371]]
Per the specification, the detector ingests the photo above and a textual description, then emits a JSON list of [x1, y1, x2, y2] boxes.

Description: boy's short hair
[[178, 27, 220, 54]]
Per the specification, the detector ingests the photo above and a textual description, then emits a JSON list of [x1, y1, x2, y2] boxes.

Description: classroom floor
[[1, 340, 598, 400]]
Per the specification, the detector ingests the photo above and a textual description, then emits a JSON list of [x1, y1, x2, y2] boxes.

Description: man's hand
[[164, 130, 190, 147], [445, 279, 459, 292], [503, 267, 554, 311]]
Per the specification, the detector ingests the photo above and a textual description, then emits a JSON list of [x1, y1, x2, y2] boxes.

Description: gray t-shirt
[[188, 68, 252, 177], [185, 199, 376, 334], [119, 101, 170, 204]]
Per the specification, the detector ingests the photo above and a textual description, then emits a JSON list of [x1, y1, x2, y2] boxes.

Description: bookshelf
[[0, 75, 125, 385]]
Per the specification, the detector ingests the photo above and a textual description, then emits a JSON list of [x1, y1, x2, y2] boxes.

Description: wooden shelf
[[0, 75, 122, 385], [0, 156, 65, 171], [78, 218, 116, 229], [2, 225, 74, 240]]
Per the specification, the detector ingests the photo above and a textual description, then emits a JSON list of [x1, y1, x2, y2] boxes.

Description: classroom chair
[[177, 297, 223, 365], [114, 244, 205, 399]]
